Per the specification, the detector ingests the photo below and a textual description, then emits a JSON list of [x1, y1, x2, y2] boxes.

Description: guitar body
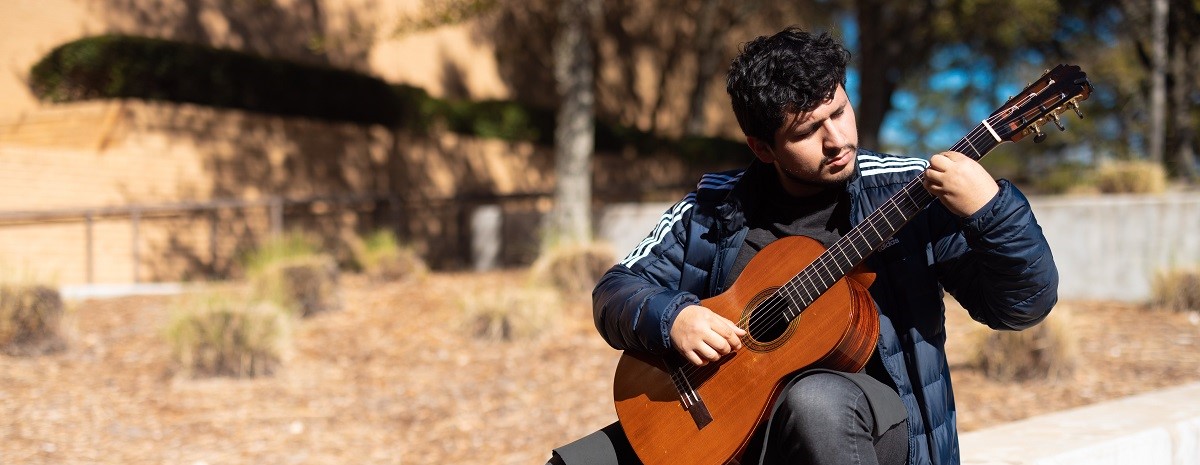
[[613, 235, 880, 465]]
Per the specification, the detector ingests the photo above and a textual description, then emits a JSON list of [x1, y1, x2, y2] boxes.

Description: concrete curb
[[960, 382, 1200, 465]]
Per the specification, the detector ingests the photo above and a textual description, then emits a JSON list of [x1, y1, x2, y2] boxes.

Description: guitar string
[[673, 86, 1076, 401], [733, 124, 995, 330], [733, 100, 1045, 336], [674, 121, 1002, 382], [677, 92, 1073, 382], [677, 125, 993, 382]]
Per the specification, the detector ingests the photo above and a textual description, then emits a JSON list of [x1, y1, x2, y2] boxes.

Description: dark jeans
[[549, 372, 908, 465]]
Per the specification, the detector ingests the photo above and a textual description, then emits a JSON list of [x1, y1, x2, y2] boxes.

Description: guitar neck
[[777, 124, 1004, 315]]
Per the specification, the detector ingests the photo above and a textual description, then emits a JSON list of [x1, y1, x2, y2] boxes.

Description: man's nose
[[823, 121, 847, 150]]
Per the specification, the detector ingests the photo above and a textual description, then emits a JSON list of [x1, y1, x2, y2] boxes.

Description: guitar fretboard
[[776, 124, 1004, 320]]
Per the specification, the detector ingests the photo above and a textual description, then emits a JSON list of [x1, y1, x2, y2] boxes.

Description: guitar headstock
[[988, 64, 1093, 143]]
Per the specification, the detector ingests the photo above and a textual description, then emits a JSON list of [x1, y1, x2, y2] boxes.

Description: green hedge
[[30, 35, 401, 126], [396, 83, 748, 163], [29, 35, 749, 162]]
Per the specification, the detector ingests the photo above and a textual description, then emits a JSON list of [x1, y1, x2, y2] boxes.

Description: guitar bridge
[[671, 365, 713, 430]]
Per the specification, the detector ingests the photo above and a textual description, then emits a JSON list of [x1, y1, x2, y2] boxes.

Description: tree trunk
[[549, 0, 598, 245], [684, 0, 722, 136], [1169, 24, 1196, 180], [1148, 0, 1168, 163], [854, 0, 900, 152]]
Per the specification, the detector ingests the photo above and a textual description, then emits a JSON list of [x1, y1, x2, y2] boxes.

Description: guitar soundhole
[[746, 293, 793, 346]]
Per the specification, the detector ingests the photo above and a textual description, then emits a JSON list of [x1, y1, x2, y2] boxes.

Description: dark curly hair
[[726, 27, 851, 145]]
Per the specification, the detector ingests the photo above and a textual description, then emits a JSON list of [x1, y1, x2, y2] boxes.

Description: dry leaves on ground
[[2, 271, 1199, 464]]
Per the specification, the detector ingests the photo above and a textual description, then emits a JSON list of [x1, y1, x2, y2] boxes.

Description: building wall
[[0, 99, 737, 284], [0, 0, 754, 138]]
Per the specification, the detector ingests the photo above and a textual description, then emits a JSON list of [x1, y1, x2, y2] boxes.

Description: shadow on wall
[[477, 0, 827, 138], [123, 99, 559, 277], [91, 0, 380, 71]]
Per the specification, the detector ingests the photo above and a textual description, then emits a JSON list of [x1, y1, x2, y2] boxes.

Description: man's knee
[[776, 372, 867, 430]]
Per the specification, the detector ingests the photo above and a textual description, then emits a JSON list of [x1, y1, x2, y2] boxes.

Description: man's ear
[[746, 136, 775, 164]]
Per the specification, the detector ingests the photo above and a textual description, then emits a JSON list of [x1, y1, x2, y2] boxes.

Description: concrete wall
[[1031, 194, 1200, 302], [960, 382, 1200, 465], [597, 193, 1200, 302]]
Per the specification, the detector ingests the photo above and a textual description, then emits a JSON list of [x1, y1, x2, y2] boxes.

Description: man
[[550, 27, 1057, 465]]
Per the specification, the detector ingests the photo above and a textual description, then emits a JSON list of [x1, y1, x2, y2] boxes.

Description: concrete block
[[961, 382, 1200, 465]]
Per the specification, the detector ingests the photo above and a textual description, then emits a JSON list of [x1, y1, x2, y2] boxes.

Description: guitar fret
[[964, 135, 982, 158], [879, 211, 895, 230], [783, 282, 804, 311]]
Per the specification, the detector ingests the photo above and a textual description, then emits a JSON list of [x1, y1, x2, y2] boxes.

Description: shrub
[[164, 292, 289, 378], [461, 286, 562, 341], [1151, 268, 1200, 312], [351, 230, 428, 282], [251, 255, 341, 318], [0, 284, 66, 355], [29, 35, 402, 126], [242, 232, 322, 278], [529, 241, 616, 295], [1034, 161, 1099, 195], [441, 99, 554, 144], [1094, 160, 1167, 194], [968, 309, 1078, 382]]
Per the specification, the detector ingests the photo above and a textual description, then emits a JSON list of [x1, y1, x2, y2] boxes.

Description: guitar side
[[612, 236, 880, 465]]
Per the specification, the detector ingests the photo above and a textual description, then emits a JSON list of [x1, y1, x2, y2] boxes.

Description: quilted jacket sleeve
[[592, 197, 702, 354], [931, 179, 1059, 330]]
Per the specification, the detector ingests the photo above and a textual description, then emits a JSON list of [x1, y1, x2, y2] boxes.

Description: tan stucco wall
[[0, 99, 737, 283], [0, 0, 513, 120], [0, 0, 755, 283]]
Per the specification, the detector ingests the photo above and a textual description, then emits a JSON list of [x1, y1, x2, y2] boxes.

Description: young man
[[550, 27, 1058, 465]]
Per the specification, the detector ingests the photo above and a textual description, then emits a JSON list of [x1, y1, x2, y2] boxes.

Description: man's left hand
[[922, 151, 1000, 218]]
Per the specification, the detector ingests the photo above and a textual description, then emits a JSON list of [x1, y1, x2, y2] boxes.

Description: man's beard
[[779, 166, 855, 189], [778, 144, 858, 188]]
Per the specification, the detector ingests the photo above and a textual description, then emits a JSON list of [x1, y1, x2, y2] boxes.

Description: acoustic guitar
[[612, 64, 1093, 465]]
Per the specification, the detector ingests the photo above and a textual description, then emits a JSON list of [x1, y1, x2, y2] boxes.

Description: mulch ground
[[3, 271, 1199, 464]]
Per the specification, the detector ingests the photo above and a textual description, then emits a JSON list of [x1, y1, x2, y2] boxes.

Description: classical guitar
[[612, 64, 1093, 465]]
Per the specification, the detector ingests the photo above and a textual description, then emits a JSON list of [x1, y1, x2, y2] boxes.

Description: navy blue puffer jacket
[[593, 149, 1059, 465]]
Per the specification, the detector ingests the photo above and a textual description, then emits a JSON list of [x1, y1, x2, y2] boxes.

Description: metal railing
[[0, 194, 386, 283], [0, 191, 559, 284]]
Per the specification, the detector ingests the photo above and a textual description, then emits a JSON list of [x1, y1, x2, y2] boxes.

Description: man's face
[[747, 85, 859, 196]]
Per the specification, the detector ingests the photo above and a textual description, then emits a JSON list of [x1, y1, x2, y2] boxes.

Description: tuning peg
[[1050, 114, 1066, 131], [1033, 125, 1048, 143], [1069, 101, 1084, 119]]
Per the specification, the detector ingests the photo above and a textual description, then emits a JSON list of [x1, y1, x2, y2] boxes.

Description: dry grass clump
[[164, 292, 290, 378], [1094, 160, 1167, 194], [1033, 162, 1099, 195], [529, 241, 616, 295], [0, 284, 66, 355], [461, 286, 562, 341], [351, 230, 428, 282], [242, 231, 340, 318], [251, 255, 341, 318], [1151, 267, 1200, 312], [242, 231, 323, 277], [967, 309, 1078, 382]]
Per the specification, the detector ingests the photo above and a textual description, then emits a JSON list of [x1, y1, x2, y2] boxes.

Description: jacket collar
[[714, 152, 871, 233]]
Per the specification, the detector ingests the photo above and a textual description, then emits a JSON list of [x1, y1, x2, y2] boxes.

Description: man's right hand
[[670, 304, 747, 366]]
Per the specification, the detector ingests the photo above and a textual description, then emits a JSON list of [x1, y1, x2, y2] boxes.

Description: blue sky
[[837, 17, 1026, 158]]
